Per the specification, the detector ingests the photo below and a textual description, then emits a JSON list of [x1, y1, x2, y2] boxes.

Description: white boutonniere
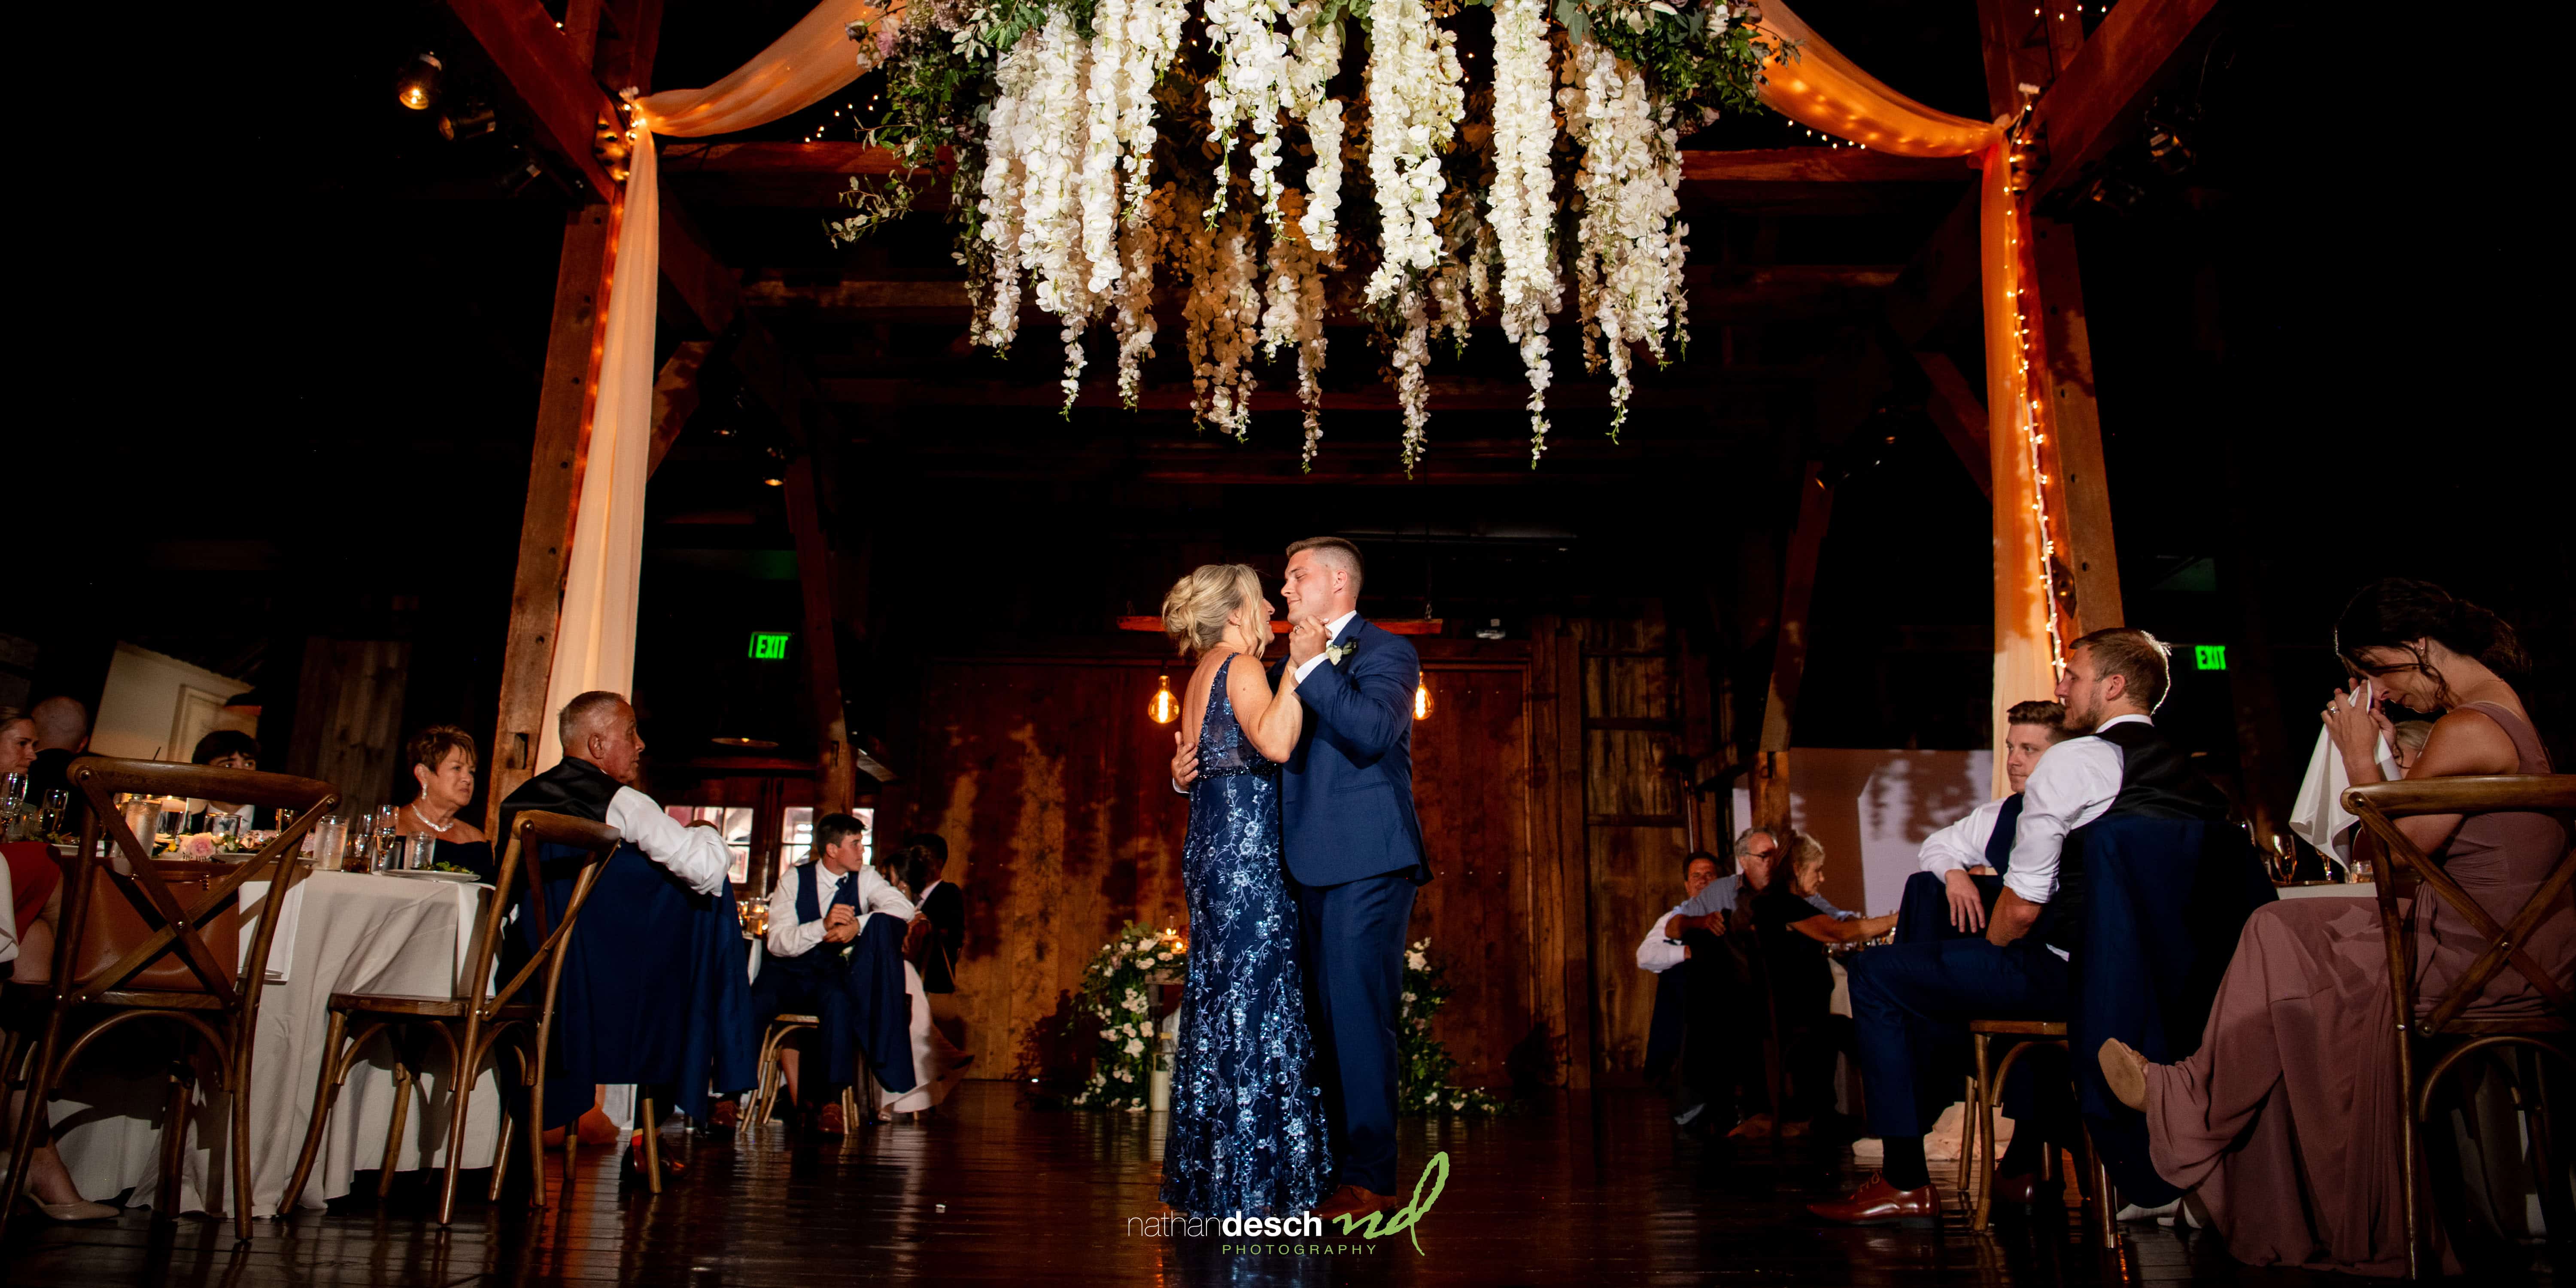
[[1324, 641, 1357, 666]]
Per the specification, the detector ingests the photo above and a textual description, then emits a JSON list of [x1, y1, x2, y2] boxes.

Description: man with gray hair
[[1662, 827, 1857, 1135], [497, 690, 756, 1177]]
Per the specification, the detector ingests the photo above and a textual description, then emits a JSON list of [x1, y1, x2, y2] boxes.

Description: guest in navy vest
[[748, 812, 920, 1134], [1894, 700, 2068, 943], [1811, 628, 2209, 1226], [495, 692, 757, 1176], [1167, 536, 1429, 1223]]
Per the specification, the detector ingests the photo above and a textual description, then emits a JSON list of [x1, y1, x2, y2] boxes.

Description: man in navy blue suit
[[1173, 535, 1429, 1221]]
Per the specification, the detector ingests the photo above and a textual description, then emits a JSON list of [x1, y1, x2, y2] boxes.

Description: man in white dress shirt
[[1895, 700, 2068, 942], [748, 813, 922, 1133], [1660, 828, 1858, 1133], [1811, 628, 2202, 1224], [1635, 852, 1722, 1085]]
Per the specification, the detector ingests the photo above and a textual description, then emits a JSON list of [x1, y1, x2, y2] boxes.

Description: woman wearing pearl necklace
[[401, 725, 492, 883]]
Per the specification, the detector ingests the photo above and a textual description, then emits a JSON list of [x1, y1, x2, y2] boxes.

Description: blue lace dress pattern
[[1159, 654, 1332, 1217]]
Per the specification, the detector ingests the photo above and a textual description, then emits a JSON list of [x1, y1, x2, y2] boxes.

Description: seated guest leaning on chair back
[[188, 729, 261, 831], [1899, 701, 2070, 942], [1812, 626, 2224, 1224], [496, 691, 759, 1181], [398, 725, 492, 882], [747, 812, 923, 1135], [903, 831, 965, 995], [0, 707, 118, 1221], [1635, 851, 1722, 1086], [2099, 578, 2572, 1276], [878, 842, 975, 1120], [1753, 835, 1898, 1134], [1665, 828, 1858, 1138]]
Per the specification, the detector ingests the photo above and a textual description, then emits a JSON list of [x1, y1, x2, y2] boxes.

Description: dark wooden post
[[487, 208, 615, 826], [1753, 463, 1833, 839]]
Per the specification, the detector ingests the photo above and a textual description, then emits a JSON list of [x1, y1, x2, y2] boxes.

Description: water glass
[[42, 789, 67, 835], [314, 814, 346, 871], [413, 834, 436, 872], [0, 772, 24, 815], [122, 794, 162, 847], [210, 812, 244, 841], [382, 833, 410, 871]]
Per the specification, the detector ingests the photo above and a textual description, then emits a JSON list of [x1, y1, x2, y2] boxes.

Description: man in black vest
[[1812, 628, 2212, 1224], [748, 812, 921, 1134]]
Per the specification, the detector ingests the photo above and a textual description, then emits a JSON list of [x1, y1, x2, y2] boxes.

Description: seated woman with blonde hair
[[2100, 579, 2570, 1276]]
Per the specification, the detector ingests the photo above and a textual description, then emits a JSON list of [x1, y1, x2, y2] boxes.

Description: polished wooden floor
[[5, 1083, 2557, 1286]]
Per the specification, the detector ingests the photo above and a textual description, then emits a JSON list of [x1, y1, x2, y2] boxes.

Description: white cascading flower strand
[[1363, 0, 1464, 307], [1567, 39, 1687, 440], [1282, 3, 1346, 258], [973, 37, 1042, 354], [1261, 189, 1330, 468], [1183, 203, 1263, 438], [1203, 0, 1293, 226], [1364, 0, 1464, 471], [1488, 0, 1561, 465], [1118, 0, 1191, 219], [1113, 184, 1174, 408]]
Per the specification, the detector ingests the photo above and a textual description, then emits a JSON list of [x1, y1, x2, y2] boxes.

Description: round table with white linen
[[49, 869, 504, 1218]]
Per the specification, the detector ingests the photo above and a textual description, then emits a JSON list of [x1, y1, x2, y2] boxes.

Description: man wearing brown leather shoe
[[1315, 1182, 1401, 1222], [1804, 1173, 1942, 1226]]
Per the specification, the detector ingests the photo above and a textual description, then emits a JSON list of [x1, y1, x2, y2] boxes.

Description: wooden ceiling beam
[[2026, 0, 2224, 197], [746, 265, 1900, 325], [443, 0, 738, 333], [657, 141, 1971, 206], [817, 373, 1804, 414]]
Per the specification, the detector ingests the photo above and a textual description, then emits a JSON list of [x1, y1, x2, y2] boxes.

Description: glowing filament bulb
[[1414, 680, 1433, 721], [1149, 675, 1179, 725]]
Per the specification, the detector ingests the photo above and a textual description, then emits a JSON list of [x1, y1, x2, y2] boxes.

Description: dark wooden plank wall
[[899, 630, 1703, 1091]]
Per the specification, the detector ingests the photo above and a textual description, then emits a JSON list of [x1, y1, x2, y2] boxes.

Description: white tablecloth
[[51, 871, 505, 1218]]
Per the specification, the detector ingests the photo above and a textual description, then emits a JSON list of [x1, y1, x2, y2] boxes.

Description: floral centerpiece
[[829, 0, 1791, 472], [1067, 920, 1188, 1109], [157, 832, 252, 861], [1398, 938, 1507, 1114]]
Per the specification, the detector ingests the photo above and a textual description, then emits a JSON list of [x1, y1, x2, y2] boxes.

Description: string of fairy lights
[[2001, 133, 2072, 676]]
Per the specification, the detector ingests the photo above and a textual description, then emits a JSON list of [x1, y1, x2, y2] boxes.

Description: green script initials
[[1329, 1151, 1450, 1254]]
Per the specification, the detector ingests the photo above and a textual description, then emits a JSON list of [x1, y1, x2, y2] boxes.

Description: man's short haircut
[[2070, 627, 2173, 712], [904, 832, 949, 867], [2005, 699, 2070, 740], [815, 812, 868, 855], [557, 690, 629, 750], [1682, 850, 1722, 876], [1285, 535, 1365, 591], [1732, 826, 1780, 858]]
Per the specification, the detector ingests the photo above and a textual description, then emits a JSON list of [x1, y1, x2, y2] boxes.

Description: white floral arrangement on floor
[[1068, 920, 1188, 1110], [831, 0, 1791, 471], [1398, 938, 1509, 1115]]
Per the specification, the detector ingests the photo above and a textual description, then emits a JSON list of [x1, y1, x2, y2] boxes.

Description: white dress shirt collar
[[2093, 713, 2152, 734], [1324, 609, 1359, 643]]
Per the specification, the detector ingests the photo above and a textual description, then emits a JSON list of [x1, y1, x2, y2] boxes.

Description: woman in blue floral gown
[[1157, 564, 1332, 1218]]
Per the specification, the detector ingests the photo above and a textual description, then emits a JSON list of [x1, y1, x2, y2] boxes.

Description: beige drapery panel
[[1750, 7, 2064, 793], [541, 3, 885, 755], [539, 132, 659, 772]]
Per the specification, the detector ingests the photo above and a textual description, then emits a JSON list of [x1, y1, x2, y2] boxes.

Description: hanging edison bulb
[[1149, 675, 1179, 724], [394, 52, 444, 112], [1414, 679, 1433, 721]]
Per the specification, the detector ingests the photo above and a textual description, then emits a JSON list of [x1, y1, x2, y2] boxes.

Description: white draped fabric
[[538, 132, 659, 772]]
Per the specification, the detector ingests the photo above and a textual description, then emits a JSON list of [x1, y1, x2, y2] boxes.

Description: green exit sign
[[749, 632, 792, 661], [2194, 644, 2227, 671]]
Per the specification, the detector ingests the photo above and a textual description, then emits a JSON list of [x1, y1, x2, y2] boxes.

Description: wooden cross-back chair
[[279, 809, 623, 1224], [0, 756, 337, 1241], [2344, 774, 2576, 1279]]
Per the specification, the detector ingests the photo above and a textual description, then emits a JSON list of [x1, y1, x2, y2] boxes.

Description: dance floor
[[0, 1083, 2486, 1286]]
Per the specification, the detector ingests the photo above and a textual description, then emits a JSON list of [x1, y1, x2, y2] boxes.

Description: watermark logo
[[1129, 1152, 1452, 1257]]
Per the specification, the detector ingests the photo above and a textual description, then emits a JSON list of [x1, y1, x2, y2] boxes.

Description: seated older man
[[498, 691, 758, 1179], [1664, 827, 1860, 1138]]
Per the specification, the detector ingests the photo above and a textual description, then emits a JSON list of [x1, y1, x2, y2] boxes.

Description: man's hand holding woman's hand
[[1287, 617, 1329, 671]]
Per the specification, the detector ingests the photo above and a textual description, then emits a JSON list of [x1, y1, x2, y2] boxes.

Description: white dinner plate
[[383, 869, 483, 884]]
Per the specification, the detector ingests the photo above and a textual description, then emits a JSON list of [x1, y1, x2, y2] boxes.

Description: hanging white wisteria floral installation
[[823, 0, 1790, 472]]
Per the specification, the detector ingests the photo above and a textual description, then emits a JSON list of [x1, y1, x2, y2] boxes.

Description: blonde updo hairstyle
[[1162, 563, 1266, 657]]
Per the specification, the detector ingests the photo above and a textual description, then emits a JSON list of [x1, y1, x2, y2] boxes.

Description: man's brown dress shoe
[[1314, 1184, 1399, 1221], [1806, 1173, 1942, 1226]]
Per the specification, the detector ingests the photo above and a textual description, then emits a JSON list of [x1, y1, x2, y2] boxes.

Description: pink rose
[[178, 833, 219, 861], [875, 14, 900, 61]]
